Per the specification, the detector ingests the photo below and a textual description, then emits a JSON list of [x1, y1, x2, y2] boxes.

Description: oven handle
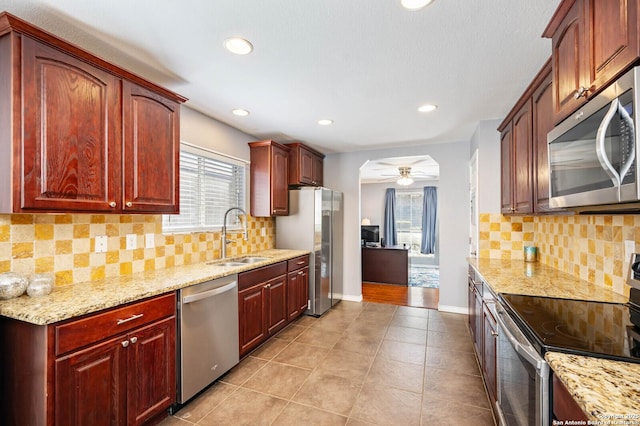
[[596, 98, 624, 188], [495, 306, 545, 368]]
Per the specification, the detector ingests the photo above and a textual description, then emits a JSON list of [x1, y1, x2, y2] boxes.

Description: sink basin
[[238, 257, 270, 264], [207, 261, 245, 268]]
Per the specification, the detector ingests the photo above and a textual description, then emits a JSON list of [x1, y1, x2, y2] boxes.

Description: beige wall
[[0, 213, 274, 287], [478, 213, 639, 296]]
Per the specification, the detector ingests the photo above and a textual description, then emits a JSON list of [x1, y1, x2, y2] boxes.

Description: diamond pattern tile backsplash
[[478, 213, 639, 295], [0, 214, 275, 286]]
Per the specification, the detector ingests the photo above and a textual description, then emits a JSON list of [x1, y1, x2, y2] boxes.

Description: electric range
[[499, 288, 640, 364]]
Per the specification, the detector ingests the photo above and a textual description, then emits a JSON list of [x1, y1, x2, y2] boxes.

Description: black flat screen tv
[[361, 225, 380, 244]]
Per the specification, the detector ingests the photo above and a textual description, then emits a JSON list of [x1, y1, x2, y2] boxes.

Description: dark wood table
[[361, 245, 409, 285]]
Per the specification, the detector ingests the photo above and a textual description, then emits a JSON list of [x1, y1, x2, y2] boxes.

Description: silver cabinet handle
[[126, 201, 133, 207], [574, 86, 589, 99], [121, 340, 129, 348], [491, 330, 499, 337], [109, 201, 117, 208], [130, 337, 138, 344], [117, 313, 144, 325], [297, 261, 305, 265], [298, 271, 304, 275]]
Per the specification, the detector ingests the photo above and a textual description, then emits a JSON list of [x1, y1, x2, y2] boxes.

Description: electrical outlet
[[261, 228, 266, 237], [625, 240, 636, 262], [95, 235, 107, 253], [126, 234, 137, 250], [145, 233, 155, 249]]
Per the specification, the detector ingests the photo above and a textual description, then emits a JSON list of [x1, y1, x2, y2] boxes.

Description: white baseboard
[[437, 305, 468, 315], [340, 294, 363, 303]]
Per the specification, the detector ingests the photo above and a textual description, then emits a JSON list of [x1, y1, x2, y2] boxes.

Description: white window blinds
[[163, 143, 247, 233]]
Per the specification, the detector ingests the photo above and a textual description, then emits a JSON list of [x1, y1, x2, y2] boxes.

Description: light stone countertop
[[545, 352, 640, 421], [0, 249, 308, 325], [468, 257, 628, 303]]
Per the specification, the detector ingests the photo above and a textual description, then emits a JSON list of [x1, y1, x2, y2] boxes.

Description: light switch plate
[[261, 228, 266, 237], [95, 235, 107, 253], [625, 240, 635, 262], [126, 234, 137, 250], [145, 233, 155, 249]]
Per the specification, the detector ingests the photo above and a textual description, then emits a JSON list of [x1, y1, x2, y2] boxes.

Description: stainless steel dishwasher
[[177, 274, 239, 404]]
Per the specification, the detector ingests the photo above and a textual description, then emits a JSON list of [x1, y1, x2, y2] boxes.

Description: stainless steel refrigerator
[[276, 187, 343, 316]]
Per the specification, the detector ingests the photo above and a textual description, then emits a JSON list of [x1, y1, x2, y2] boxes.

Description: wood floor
[[362, 282, 439, 309]]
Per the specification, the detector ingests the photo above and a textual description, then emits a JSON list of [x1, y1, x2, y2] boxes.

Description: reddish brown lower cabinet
[[482, 303, 498, 403], [238, 261, 288, 357], [287, 255, 310, 320], [553, 374, 589, 422], [0, 292, 176, 426]]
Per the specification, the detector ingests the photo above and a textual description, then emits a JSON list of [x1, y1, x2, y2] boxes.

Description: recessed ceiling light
[[318, 119, 333, 126], [401, 0, 434, 10], [232, 108, 250, 117], [418, 104, 438, 113], [224, 37, 253, 55]]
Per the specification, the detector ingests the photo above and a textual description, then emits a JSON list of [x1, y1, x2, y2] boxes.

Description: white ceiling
[[1, 0, 560, 154]]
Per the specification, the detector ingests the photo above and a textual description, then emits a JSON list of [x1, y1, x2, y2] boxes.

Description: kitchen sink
[[237, 257, 270, 264], [207, 261, 245, 267]]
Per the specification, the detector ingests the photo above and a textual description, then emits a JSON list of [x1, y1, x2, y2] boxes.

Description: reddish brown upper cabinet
[[499, 59, 556, 215], [287, 142, 325, 187], [249, 140, 290, 217], [0, 12, 185, 214], [543, 0, 640, 123]]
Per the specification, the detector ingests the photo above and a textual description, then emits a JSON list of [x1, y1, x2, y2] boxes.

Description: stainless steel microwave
[[548, 66, 639, 209]]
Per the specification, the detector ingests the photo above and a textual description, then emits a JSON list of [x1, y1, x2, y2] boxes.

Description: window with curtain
[[163, 143, 247, 233], [395, 189, 423, 254]]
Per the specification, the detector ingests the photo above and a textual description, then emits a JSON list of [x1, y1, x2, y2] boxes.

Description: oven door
[[495, 303, 550, 426]]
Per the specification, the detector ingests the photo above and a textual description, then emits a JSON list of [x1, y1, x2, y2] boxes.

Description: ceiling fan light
[[418, 104, 437, 113], [401, 0, 434, 11], [232, 108, 250, 117], [224, 37, 253, 55], [397, 176, 414, 186], [318, 119, 333, 126]]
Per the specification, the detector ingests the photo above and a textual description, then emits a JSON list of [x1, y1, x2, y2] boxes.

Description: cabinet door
[[512, 100, 533, 214], [287, 270, 301, 320], [20, 36, 121, 212], [299, 147, 315, 185], [482, 304, 498, 403], [122, 82, 179, 213], [239, 285, 267, 356], [468, 280, 476, 338], [500, 124, 513, 214], [533, 70, 554, 212], [587, 0, 640, 93], [298, 266, 309, 313], [271, 144, 289, 215], [55, 335, 127, 426], [266, 275, 287, 335], [474, 290, 483, 358], [312, 154, 324, 187], [551, 0, 588, 121], [127, 317, 176, 426]]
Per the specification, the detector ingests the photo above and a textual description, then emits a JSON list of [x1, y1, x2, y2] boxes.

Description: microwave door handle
[[617, 100, 636, 182], [596, 98, 622, 188]]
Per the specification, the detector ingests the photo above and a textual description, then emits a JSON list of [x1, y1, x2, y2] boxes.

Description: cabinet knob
[[574, 86, 589, 99], [491, 330, 499, 337], [298, 271, 304, 275], [121, 340, 129, 348], [126, 201, 133, 208], [130, 336, 138, 344], [109, 201, 117, 208]]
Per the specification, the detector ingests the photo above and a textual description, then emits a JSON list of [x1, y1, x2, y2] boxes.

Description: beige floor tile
[[421, 397, 496, 425], [242, 361, 311, 399], [350, 383, 422, 426], [427, 329, 474, 352], [345, 320, 388, 339], [250, 337, 291, 360], [312, 314, 354, 332], [384, 325, 428, 345], [198, 387, 287, 426], [333, 333, 382, 356], [423, 367, 491, 409], [293, 315, 319, 327], [173, 382, 237, 423], [158, 416, 193, 425], [366, 356, 424, 393], [390, 314, 429, 330], [356, 309, 395, 324], [295, 326, 343, 348], [362, 302, 397, 314], [219, 356, 267, 386], [377, 340, 426, 365], [396, 306, 430, 318], [333, 300, 365, 311], [345, 419, 377, 426], [316, 348, 375, 382], [425, 347, 481, 376], [272, 402, 348, 426], [273, 341, 330, 369], [293, 370, 362, 416], [275, 324, 308, 341]]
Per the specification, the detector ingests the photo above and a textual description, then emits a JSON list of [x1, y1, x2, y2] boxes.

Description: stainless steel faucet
[[222, 207, 248, 259]]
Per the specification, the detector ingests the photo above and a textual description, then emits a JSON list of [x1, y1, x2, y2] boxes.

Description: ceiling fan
[[379, 166, 438, 186]]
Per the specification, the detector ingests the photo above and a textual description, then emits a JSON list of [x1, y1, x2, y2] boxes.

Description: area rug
[[408, 266, 439, 288]]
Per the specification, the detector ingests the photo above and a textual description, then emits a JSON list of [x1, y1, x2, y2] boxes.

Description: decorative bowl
[[0, 272, 29, 299], [27, 273, 54, 297]]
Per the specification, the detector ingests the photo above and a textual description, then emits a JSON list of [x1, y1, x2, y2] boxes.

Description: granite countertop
[[0, 249, 308, 325], [468, 257, 628, 303], [546, 352, 640, 421]]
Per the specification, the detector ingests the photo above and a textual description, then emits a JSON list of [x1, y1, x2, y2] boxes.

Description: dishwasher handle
[[182, 280, 237, 304]]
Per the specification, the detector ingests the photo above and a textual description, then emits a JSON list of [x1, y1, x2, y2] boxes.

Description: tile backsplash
[[0, 214, 275, 286], [478, 213, 639, 295]]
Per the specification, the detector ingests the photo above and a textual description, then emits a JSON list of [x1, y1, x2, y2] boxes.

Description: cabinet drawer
[[55, 292, 176, 356], [239, 262, 287, 291], [287, 255, 309, 272]]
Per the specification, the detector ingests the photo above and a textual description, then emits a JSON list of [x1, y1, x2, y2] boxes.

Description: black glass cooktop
[[500, 293, 640, 364]]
